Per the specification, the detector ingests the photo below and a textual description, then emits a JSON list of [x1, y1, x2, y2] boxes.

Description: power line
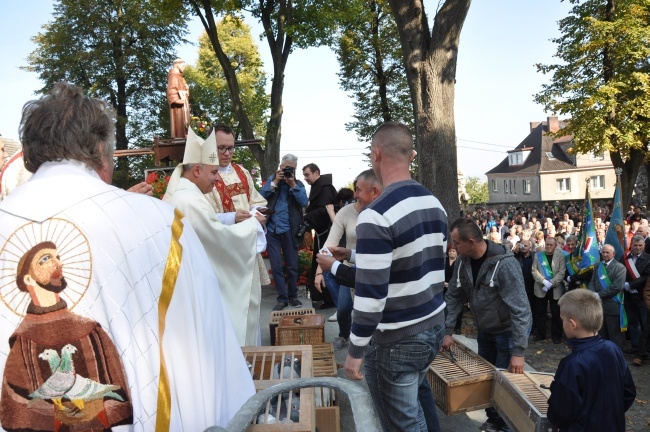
[[457, 138, 514, 148]]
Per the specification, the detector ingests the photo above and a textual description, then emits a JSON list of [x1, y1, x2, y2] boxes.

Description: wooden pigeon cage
[[492, 370, 557, 432], [269, 308, 316, 346], [242, 345, 315, 432], [311, 343, 339, 432], [426, 339, 495, 415], [275, 314, 325, 346]]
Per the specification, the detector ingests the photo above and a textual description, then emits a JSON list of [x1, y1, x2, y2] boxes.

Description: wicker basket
[[242, 345, 315, 431], [492, 370, 557, 432], [276, 314, 325, 346], [426, 340, 495, 415], [269, 308, 316, 346]]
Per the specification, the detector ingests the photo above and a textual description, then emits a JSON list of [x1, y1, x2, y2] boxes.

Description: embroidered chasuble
[[0, 161, 253, 431], [207, 164, 270, 333]]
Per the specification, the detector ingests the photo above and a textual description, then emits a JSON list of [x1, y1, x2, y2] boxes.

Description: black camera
[[282, 166, 295, 179], [296, 220, 311, 239]]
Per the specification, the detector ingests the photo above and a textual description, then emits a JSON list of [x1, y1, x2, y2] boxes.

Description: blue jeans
[[478, 330, 513, 428], [364, 324, 444, 432], [418, 378, 441, 432], [266, 231, 299, 303], [323, 270, 353, 339]]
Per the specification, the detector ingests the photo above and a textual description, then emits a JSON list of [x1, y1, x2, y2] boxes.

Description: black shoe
[[319, 302, 335, 309], [289, 298, 302, 308], [273, 302, 288, 311], [533, 335, 545, 342], [552, 338, 561, 344]]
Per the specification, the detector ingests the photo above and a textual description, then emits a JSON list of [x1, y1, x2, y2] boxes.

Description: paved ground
[[258, 284, 650, 431]]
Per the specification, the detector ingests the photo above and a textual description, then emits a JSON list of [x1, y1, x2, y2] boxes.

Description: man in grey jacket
[[443, 218, 532, 432]]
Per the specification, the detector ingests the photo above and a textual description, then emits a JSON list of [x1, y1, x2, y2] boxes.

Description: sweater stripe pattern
[[348, 180, 447, 359]]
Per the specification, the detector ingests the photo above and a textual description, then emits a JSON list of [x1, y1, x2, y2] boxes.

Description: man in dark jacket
[[620, 235, 650, 354], [260, 154, 309, 311], [443, 218, 532, 432], [515, 239, 536, 334], [302, 163, 338, 306]]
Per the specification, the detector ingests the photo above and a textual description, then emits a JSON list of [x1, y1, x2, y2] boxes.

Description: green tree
[[335, 0, 412, 144], [535, 0, 650, 211], [184, 16, 268, 182], [183, 0, 351, 179], [24, 0, 186, 187], [465, 176, 488, 204], [387, 0, 472, 222]]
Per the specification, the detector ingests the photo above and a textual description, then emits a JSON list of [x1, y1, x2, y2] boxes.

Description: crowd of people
[[0, 84, 643, 432]]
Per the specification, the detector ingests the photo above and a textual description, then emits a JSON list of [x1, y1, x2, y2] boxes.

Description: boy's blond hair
[[558, 289, 603, 333]]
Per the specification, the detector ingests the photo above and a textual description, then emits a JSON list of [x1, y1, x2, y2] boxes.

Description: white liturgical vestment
[[0, 161, 254, 431], [168, 177, 265, 347], [206, 163, 271, 286]]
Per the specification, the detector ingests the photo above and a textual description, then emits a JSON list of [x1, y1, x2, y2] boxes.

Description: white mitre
[[163, 127, 218, 203]]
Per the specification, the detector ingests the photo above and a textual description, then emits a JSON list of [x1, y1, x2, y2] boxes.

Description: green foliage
[[24, 0, 187, 188], [186, 17, 269, 139], [534, 0, 650, 157], [335, 0, 412, 144], [465, 177, 488, 204], [184, 16, 268, 183]]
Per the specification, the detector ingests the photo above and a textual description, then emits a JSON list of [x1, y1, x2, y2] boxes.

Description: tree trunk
[[610, 148, 644, 212], [387, 0, 471, 223]]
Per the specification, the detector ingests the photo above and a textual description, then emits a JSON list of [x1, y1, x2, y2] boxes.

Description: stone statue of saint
[[167, 59, 190, 139]]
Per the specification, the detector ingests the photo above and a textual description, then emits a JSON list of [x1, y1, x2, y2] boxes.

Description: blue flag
[[604, 179, 626, 260], [571, 187, 600, 273]]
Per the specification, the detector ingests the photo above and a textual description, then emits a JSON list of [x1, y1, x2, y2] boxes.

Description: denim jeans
[[364, 324, 444, 432], [478, 330, 513, 428], [323, 270, 353, 339], [266, 231, 299, 303]]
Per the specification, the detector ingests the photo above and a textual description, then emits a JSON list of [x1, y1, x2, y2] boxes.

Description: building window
[[504, 180, 509, 194], [590, 175, 605, 189], [590, 151, 604, 160], [510, 179, 516, 194], [556, 178, 571, 192], [523, 179, 531, 195], [508, 152, 523, 166], [492, 179, 498, 192]]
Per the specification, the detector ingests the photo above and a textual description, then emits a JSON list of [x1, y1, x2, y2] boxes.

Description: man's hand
[[328, 246, 350, 262], [127, 181, 153, 196], [314, 273, 325, 293], [316, 254, 336, 272], [345, 355, 364, 380], [254, 213, 266, 225], [441, 334, 455, 352], [273, 169, 284, 186], [235, 209, 252, 223], [286, 176, 297, 188], [509, 355, 525, 374]]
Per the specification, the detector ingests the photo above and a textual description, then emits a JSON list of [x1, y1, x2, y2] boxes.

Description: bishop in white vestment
[[164, 128, 266, 347]]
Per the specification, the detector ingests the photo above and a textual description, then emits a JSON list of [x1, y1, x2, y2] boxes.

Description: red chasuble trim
[[214, 164, 250, 212]]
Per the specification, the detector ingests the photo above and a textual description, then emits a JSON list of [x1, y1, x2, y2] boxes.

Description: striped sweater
[[348, 180, 448, 359]]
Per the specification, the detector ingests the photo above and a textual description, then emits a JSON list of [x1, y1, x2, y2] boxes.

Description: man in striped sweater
[[345, 121, 447, 432]]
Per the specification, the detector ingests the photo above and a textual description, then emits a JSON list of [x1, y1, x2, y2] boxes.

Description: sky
[[0, 1, 573, 189]]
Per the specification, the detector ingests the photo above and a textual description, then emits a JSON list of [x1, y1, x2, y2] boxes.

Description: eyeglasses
[[217, 146, 235, 154]]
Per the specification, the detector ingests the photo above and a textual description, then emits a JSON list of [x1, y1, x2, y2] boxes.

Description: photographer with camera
[[260, 154, 309, 311]]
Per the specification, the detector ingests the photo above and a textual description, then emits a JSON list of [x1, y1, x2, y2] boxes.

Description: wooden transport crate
[[426, 340, 495, 415], [269, 308, 316, 346], [312, 343, 340, 432], [492, 370, 558, 432], [242, 345, 315, 431], [276, 314, 325, 346]]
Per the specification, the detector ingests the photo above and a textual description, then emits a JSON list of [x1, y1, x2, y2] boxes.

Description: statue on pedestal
[[167, 59, 190, 139]]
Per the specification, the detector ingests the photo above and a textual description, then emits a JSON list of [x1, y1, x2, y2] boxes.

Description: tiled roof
[[486, 121, 576, 175]]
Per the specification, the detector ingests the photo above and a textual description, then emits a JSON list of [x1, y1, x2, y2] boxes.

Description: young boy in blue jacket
[[548, 289, 636, 431]]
